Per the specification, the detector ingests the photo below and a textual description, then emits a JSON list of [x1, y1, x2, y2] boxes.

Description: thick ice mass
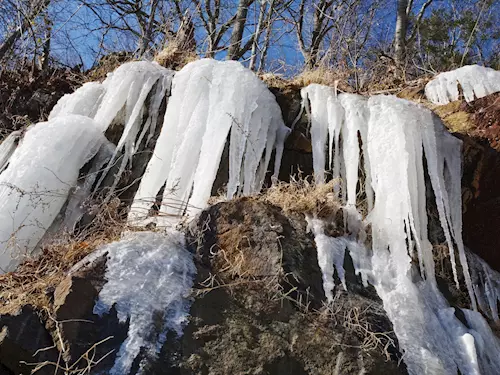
[[49, 61, 175, 198], [425, 65, 500, 105], [94, 231, 195, 375], [0, 116, 103, 273], [128, 59, 288, 226], [302, 86, 499, 374]]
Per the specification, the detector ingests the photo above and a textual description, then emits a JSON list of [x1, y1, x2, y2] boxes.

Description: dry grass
[[261, 67, 354, 94], [0, 200, 125, 315], [154, 42, 198, 71], [262, 177, 342, 219], [320, 292, 396, 361], [85, 52, 135, 82]]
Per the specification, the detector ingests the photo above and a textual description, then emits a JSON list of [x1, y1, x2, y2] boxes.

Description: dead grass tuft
[[292, 67, 353, 92], [262, 177, 342, 219], [85, 52, 135, 82], [261, 67, 354, 94], [0, 200, 125, 315], [154, 41, 198, 71]]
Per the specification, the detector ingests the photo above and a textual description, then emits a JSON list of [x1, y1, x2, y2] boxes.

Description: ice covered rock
[[0, 115, 103, 273], [93, 231, 195, 375], [301, 86, 500, 374], [128, 59, 288, 227], [49, 61, 175, 198], [425, 65, 500, 105]]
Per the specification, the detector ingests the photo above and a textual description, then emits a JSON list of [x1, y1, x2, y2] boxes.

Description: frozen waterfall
[[0, 116, 103, 272], [425, 65, 500, 105], [93, 231, 196, 375], [128, 59, 288, 227], [302, 84, 500, 375]]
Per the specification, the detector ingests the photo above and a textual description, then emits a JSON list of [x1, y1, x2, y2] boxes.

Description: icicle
[[93, 62, 172, 131], [0, 115, 103, 273], [63, 140, 116, 230], [462, 309, 500, 374], [302, 86, 498, 374], [128, 59, 287, 226], [468, 250, 500, 322], [301, 85, 333, 184], [425, 65, 500, 105], [306, 216, 347, 302], [0, 130, 22, 173]]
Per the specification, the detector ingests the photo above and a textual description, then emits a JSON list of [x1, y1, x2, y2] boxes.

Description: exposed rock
[[154, 197, 407, 375], [0, 305, 58, 375], [461, 135, 500, 272], [51, 257, 128, 370]]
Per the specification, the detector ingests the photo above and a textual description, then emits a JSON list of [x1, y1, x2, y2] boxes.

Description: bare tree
[[0, 0, 51, 61], [394, 0, 433, 67], [227, 0, 255, 60]]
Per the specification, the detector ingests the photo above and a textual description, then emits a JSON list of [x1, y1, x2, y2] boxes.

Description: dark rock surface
[[0, 198, 406, 375]]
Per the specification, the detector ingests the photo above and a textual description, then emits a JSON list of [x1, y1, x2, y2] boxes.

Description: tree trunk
[[249, 0, 267, 71], [394, 0, 409, 66], [227, 0, 252, 60]]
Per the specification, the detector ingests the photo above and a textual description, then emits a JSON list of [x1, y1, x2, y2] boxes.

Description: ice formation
[[49, 61, 175, 198], [425, 65, 500, 105], [0, 115, 103, 273], [128, 59, 288, 226], [306, 216, 348, 301], [94, 231, 195, 375], [302, 84, 500, 374]]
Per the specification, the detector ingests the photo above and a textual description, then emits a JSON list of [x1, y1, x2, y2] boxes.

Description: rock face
[[0, 198, 406, 375], [155, 198, 406, 375], [1, 72, 500, 374], [0, 305, 58, 375]]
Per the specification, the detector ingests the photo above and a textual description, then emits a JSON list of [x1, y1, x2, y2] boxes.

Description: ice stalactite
[[425, 65, 500, 105], [128, 59, 288, 227], [302, 85, 499, 375], [93, 231, 196, 375], [62, 140, 116, 231], [0, 115, 103, 273], [306, 216, 347, 302]]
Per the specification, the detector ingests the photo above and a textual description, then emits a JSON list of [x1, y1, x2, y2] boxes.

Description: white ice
[[425, 65, 500, 105], [306, 216, 347, 302], [303, 85, 498, 374], [94, 231, 196, 375], [128, 59, 287, 227], [49, 61, 175, 198], [0, 115, 103, 273], [462, 308, 500, 374], [468, 249, 500, 323], [49, 82, 105, 120]]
